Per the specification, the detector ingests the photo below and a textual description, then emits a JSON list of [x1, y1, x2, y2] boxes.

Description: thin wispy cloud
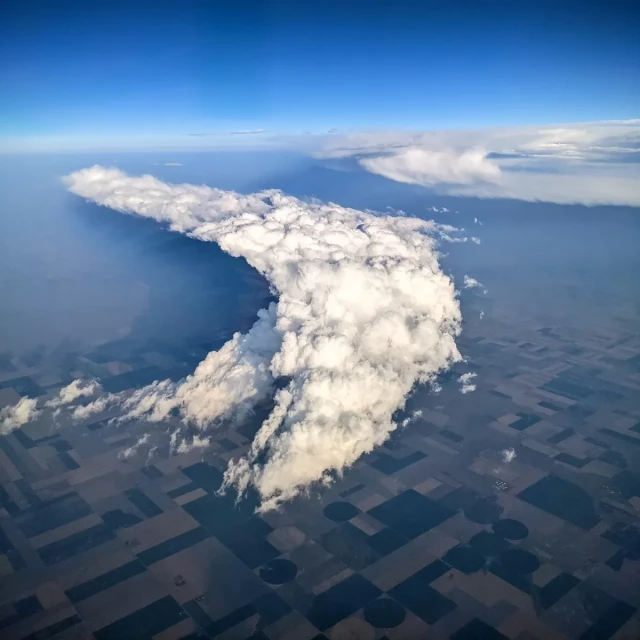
[[183, 129, 269, 138], [228, 129, 268, 135]]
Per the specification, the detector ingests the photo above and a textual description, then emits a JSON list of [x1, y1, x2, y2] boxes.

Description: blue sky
[[1, 1, 639, 150]]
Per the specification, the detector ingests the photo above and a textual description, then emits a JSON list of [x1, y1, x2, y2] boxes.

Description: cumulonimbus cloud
[[60, 166, 463, 510]]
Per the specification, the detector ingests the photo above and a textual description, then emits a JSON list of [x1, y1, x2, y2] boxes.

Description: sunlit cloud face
[[313, 120, 640, 207], [46, 378, 101, 409], [0, 397, 39, 434], [58, 166, 465, 510], [360, 147, 501, 187]]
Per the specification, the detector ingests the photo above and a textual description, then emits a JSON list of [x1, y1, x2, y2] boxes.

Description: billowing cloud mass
[[64, 166, 463, 510], [0, 397, 40, 434], [314, 120, 640, 207]]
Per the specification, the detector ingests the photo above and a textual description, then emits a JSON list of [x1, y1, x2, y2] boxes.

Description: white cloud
[[71, 396, 109, 421], [64, 166, 463, 511], [400, 409, 424, 428], [47, 378, 101, 408], [501, 447, 516, 463], [314, 120, 640, 207], [463, 275, 487, 294], [120, 433, 151, 460], [458, 372, 477, 394], [0, 397, 40, 434], [229, 129, 268, 135], [164, 162, 182, 167], [176, 434, 211, 454], [360, 147, 501, 187]]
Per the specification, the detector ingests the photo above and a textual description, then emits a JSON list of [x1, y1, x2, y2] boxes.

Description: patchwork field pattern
[[1, 307, 639, 639]]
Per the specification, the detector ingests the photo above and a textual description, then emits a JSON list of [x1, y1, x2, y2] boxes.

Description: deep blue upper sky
[[1, 0, 639, 150]]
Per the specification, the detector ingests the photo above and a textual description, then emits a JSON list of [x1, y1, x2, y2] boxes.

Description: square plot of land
[[450, 618, 509, 640], [305, 573, 381, 631], [367, 490, 455, 539], [517, 475, 600, 530], [390, 580, 456, 625]]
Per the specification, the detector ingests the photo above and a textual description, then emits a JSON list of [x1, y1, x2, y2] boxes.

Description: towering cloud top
[[65, 167, 462, 510]]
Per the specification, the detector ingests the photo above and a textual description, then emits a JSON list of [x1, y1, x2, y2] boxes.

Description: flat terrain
[[1, 280, 639, 640]]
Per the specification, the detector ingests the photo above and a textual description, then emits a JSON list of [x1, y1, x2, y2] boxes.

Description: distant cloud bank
[[3, 119, 638, 207], [313, 119, 640, 207]]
